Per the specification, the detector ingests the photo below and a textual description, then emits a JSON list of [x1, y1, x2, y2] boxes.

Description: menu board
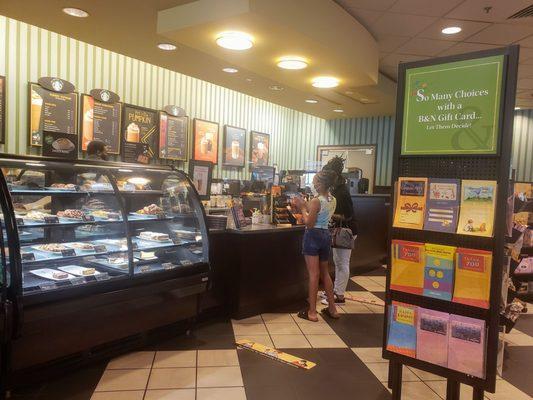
[[223, 125, 246, 167], [0, 76, 5, 144], [159, 112, 188, 160], [29, 79, 78, 147], [121, 104, 158, 163], [81, 93, 121, 154], [250, 131, 270, 166], [193, 119, 219, 164]]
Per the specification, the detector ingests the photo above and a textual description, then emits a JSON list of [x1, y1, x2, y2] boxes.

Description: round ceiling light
[[515, 107, 521, 110], [277, 56, 308, 70], [333, 109, 344, 113], [305, 99, 318, 104], [216, 31, 253, 50], [62, 7, 89, 18], [441, 26, 462, 35], [312, 76, 339, 88], [222, 67, 239, 73], [158, 43, 177, 51], [269, 85, 284, 91]]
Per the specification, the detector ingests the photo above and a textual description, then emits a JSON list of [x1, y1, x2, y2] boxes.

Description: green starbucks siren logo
[[401, 55, 504, 155]]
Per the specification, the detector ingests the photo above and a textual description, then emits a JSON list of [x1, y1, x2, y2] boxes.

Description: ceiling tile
[[417, 18, 490, 42], [380, 65, 399, 81], [518, 65, 533, 80], [437, 42, 500, 57], [518, 78, 533, 89], [371, 13, 437, 37], [380, 52, 426, 67], [396, 38, 456, 56], [516, 89, 533, 99], [466, 24, 533, 45], [389, 0, 463, 17], [520, 48, 533, 64], [342, 8, 383, 31], [376, 34, 411, 52], [518, 35, 533, 48], [334, 0, 397, 12], [445, 0, 532, 22]]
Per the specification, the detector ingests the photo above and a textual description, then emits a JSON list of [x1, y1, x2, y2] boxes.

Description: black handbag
[[331, 219, 357, 249]]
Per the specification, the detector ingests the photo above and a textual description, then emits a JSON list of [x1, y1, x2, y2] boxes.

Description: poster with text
[[223, 125, 246, 167], [250, 131, 270, 166], [193, 119, 219, 164], [122, 105, 158, 163], [80, 94, 121, 154], [401, 55, 504, 155], [159, 113, 188, 161], [29, 82, 78, 147], [189, 160, 213, 200], [0, 76, 5, 144]]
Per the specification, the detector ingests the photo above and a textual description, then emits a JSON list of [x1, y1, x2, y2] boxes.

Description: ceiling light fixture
[[62, 7, 89, 18], [245, 78, 253, 82], [222, 67, 239, 73], [157, 43, 177, 51], [269, 85, 284, 91], [333, 109, 344, 113], [216, 31, 253, 50], [515, 107, 521, 110], [277, 56, 308, 70], [312, 76, 339, 88], [441, 26, 462, 35], [305, 99, 318, 104]]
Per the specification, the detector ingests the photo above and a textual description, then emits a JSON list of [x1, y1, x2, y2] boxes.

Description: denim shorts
[[302, 228, 331, 261]]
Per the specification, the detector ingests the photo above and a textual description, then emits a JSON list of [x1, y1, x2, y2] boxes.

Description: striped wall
[[0, 15, 531, 186]]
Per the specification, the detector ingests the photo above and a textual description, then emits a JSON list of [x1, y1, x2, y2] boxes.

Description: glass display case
[[0, 155, 209, 300]]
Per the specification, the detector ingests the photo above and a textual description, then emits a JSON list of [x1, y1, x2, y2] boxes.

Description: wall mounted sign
[[193, 118, 219, 164], [250, 131, 270, 166], [42, 131, 78, 159], [401, 55, 504, 155], [159, 111, 188, 161], [80, 90, 122, 154], [29, 78, 78, 147], [121, 104, 158, 163], [0, 76, 5, 144], [188, 160, 213, 200], [222, 125, 246, 167]]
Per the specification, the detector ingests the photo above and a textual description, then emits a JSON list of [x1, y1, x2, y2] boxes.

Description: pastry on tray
[[136, 204, 163, 215], [139, 231, 170, 241], [66, 242, 95, 251], [57, 209, 85, 219], [34, 243, 68, 252], [25, 210, 51, 221], [50, 183, 77, 190]]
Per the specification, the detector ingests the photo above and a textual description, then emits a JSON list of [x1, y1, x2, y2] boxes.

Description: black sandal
[[321, 307, 340, 319], [297, 309, 319, 322]]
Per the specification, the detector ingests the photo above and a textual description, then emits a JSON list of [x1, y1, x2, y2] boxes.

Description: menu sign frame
[[28, 78, 79, 147], [188, 160, 213, 200], [0, 76, 5, 144], [80, 92, 122, 154], [250, 131, 270, 167], [222, 125, 246, 167], [192, 118, 219, 164], [121, 104, 159, 164], [159, 112, 188, 161]]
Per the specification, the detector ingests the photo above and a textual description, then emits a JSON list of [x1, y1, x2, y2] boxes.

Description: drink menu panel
[[81, 94, 121, 154], [159, 113, 188, 161], [121, 105, 158, 163]]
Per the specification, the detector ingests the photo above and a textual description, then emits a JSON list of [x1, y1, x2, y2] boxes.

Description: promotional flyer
[[193, 119, 219, 163], [122, 105, 158, 163], [223, 125, 246, 167]]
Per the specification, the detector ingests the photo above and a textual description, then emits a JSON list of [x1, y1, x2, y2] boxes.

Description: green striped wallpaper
[[0, 16, 531, 186]]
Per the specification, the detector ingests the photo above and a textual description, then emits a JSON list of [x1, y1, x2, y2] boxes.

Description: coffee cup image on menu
[[126, 122, 140, 142], [231, 140, 240, 159], [253, 141, 268, 164], [200, 132, 214, 155], [51, 137, 75, 152], [30, 89, 43, 135]]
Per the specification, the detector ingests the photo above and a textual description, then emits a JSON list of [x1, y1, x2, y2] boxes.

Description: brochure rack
[[383, 46, 519, 400]]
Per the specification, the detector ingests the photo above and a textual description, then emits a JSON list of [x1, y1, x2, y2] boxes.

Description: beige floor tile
[[91, 391, 145, 400], [266, 322, 301, 334], [485, 380, 532, 400], [351, 347, 387, 363], [153, 351, 197, 368], [505, 330, 533, 346], [339, 303, 373, 314], [147, 368, 196, 390], [291, 313, 325, 323], [367, 276, 387, 286], [261, 313, 294, 323], [197, 366, 244, 388], [407, 367, 446, 381], [400, 382, 442, 400], [232, 323, 268, 336], [345, 291, 385, 304], [357, 282, 386, 291], [198, 350, 239, 367], [306, 335, 347, 348], [234, 335, 274, 348], [425, 381, 490, 400], [298, 323, 335, 335], [271, 334, 311, 348], [365, 362, 420, 382], [197, 387, 247, 400], [144, 389, 196, 400], [107, 351, 155, 369], [366, 304, 386, 314], [95, 369, 151, 392], [232, 315, 263, 324]]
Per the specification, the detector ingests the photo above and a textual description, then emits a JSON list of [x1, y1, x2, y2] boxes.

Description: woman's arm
[[302, 198, 320, 229]]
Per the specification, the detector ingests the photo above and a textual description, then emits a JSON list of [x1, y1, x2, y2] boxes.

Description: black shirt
[[331, 183, 354, 221]]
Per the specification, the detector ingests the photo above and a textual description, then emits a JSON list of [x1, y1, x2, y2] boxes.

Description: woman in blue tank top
[[293, 170, 339, 322]]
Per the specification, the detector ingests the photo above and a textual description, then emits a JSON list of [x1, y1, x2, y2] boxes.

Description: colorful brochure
[[391, 240, 425, 294], [416, 308, 449, 367], [457, 180, 497, 237], [448, 315, 486, 378], [393, 177, 428, 230], [236, 339, 316, 369], [387, 302, 417, 358], [424, 178, 460, 233], [423, 244, 456, 301], [453, 248, 493, 309]]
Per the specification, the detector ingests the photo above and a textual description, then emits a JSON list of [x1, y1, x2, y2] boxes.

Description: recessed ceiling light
[[441, 26, 462, 35], [305, 99, 318, 104], [345, 90, 354, 95], [222, 67, 239, 73], [216, 31, 253, 50], [515, 107, 521, 110], [246, 78, 253, 82], [269, 85, 284, 91], [157, 43, 177, 51], [277, 56, 308, 70], [62, 7, 89, 18], [312, 76, 339, 88], [333, 109, 343, 113]]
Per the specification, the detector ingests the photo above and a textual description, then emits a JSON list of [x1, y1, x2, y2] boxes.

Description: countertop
[[223, 224, 305, 235]]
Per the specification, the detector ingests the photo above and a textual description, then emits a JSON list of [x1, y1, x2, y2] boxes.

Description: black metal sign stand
[[383, 45, 519, 400]]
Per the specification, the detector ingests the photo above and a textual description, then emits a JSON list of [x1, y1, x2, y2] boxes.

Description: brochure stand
[[383, 46, 519, 400]]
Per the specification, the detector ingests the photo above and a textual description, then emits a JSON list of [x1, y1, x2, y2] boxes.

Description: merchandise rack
[[383, 45, 519, 400]]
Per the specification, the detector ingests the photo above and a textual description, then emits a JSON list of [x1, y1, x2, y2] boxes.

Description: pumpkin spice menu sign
[[81, 89, 122, 154], [121, 104, 158, 164], [159, 106, 188, 161], [0, 76, 5, 144], [29, 77, 78, 148]]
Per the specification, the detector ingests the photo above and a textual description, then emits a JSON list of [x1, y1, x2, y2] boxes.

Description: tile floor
[[10, 267, 533, 400]]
